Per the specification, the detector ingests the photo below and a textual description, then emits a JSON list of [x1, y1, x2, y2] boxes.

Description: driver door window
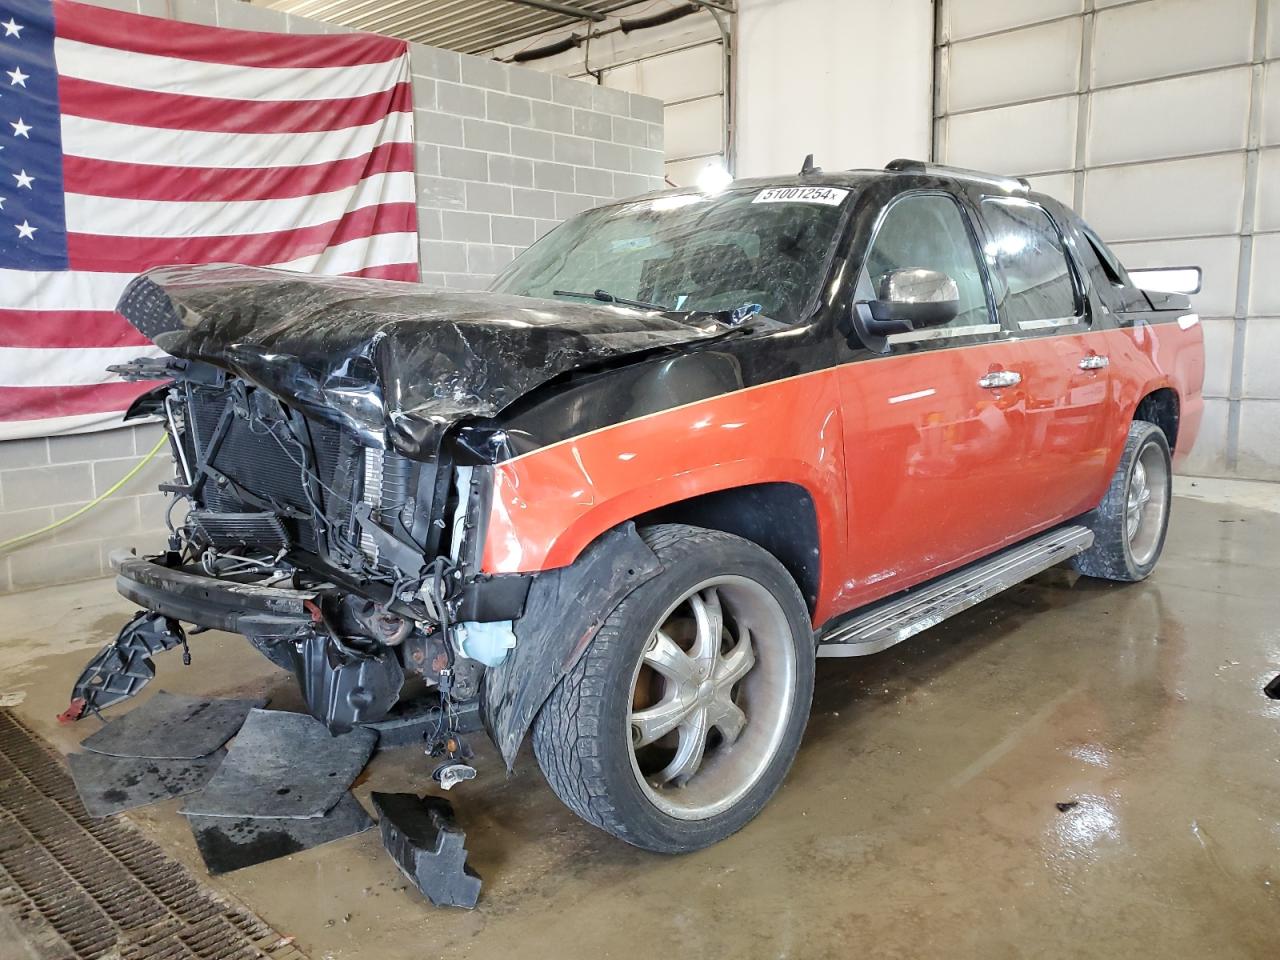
[[856, 193, 996, 340]]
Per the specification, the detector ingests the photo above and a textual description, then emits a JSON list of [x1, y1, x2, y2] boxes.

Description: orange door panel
[[833, 338, 1034, 610], [1014, 329, 1114, 526]]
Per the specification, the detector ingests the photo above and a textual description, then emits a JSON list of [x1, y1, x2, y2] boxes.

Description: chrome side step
[[816, 525, 1094, 658]]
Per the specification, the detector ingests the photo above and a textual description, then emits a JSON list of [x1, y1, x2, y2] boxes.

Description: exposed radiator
[[186, 385, 352, 555], [359, 447, 413, 558]]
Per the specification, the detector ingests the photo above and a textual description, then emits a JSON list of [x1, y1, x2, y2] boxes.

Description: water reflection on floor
[[1, 491, 1276, 959]]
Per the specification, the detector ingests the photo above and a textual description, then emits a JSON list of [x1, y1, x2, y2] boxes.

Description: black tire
[[532, 524, 815, 853], [1072, 420, 1172, 582]]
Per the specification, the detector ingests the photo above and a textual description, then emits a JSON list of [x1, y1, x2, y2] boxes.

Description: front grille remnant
[[0, 710, 310, 960]]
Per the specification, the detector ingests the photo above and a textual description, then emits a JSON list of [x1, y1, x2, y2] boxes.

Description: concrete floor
[[1, 480, 1277, 959]]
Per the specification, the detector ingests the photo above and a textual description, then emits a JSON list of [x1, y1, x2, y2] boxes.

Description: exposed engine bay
[[66, 263, 722, 776], [99, 359, 502, 778]]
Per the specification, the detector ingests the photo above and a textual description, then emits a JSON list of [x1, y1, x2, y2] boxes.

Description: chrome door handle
[[1079, 355, 1110, 370], [978, 370, 1022, 389]]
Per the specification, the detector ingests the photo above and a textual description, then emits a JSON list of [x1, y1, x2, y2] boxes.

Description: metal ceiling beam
[[504, 0, 608, 22]]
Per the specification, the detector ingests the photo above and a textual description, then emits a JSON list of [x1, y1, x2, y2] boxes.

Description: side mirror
[[861, 268, 960, 336]]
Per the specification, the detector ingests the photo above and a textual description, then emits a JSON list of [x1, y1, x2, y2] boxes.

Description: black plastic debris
[[80, 690, 265, 760], [1055, 801, 1080, 812], [1264, 674, 1280, 700], [181, 709, 376, 820], [63, 612, 187, 720], [187, 793, 373, 875], [371, 792, 482, 909], [68, 749, 225, 818]]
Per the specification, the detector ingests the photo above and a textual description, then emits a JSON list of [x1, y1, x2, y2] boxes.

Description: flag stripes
[[1, 0, 419, 439]]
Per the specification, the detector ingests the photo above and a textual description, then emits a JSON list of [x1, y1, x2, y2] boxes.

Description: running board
[[816, 525, 1094, 658]]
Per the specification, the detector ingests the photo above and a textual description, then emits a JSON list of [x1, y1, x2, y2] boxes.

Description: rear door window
[[979, 199, 1083, 330]]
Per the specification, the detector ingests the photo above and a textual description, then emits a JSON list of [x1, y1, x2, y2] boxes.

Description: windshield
[[489, 186, 851, 324]]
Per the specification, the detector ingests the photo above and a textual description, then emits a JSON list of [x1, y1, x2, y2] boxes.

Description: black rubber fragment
[[187, 793, 373, 875], [371, 792, 482, 909], [68, 749, 224, 817], [1264, 674, 1280, 700], [80, 690, 265, 760], [180, 709, 375, 820]]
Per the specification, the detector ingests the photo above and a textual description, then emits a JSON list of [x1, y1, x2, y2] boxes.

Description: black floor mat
[[186, 793, 373, 874], [181, 709, 376, 820], [80, 690, 266, 760], [67, 749, 224, 818]]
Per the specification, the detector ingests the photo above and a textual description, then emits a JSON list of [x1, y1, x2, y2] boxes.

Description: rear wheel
[[532, 524, 815, 853], [1073, 420, 1172, 582]]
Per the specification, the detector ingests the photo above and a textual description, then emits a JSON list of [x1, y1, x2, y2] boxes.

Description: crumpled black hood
[[117, 264, 727, 457]]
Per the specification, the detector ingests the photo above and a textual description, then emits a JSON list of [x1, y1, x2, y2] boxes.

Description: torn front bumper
[[110, 550, 316, 639], [109, 552, 404, 734]]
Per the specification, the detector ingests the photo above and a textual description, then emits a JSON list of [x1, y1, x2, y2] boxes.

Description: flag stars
[[1, 18, 21, 38], [6, 66, 26, 87], [11, 117, 30, 138], [15, 219, 35, 240], [13, 169, 33, 188]]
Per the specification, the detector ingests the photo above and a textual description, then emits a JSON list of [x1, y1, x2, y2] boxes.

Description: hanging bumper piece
[[60, 612, 187, 722]]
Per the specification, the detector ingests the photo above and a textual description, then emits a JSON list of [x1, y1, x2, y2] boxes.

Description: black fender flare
[[479, 522, 663, 769]]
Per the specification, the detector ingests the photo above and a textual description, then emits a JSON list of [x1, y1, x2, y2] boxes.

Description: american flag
[[0, 0, 418, 440]]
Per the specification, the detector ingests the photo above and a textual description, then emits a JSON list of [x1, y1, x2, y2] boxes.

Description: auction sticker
[[752, 186, 849, 206]]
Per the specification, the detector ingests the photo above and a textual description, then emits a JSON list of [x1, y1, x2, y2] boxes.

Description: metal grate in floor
[[0, 709, 310, 960]]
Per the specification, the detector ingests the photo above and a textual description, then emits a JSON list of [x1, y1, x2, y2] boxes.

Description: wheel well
[[1134, 388, 1180, 451], [636, 482, 820, 613]]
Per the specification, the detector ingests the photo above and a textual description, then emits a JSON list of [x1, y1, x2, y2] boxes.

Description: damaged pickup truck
[[78, 159, 1203, 854]]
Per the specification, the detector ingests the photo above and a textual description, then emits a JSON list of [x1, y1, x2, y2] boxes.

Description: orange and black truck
[[73, 159, 1204, 860]]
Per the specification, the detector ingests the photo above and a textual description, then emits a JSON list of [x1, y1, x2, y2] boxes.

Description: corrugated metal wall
[[485, 2, 727, 186], [935, 0, 1280, 479]]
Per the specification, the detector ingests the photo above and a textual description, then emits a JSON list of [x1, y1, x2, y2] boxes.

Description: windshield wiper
[[553, 288, 667, 311]]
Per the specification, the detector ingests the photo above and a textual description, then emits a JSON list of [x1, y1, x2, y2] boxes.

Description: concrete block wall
[[406, 42, 668, 290], [0, 423, 169, 592], [0, 0, 665, 593]]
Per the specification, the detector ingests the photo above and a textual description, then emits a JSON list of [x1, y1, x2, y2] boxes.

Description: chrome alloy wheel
[[1127, 441, 1170, 566], [627, 576, 797, 821]]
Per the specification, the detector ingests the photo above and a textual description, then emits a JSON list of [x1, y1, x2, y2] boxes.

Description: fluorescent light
[[696, 161, 733, 194]]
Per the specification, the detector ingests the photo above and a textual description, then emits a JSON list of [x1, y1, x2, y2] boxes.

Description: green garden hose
[[0, 434, 169, 553]]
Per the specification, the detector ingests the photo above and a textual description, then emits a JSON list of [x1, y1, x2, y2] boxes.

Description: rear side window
[[980, 199, 1081, 327]]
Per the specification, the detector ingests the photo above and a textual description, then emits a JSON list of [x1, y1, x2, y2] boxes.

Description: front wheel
[[1073, 420, 1172, 582], [532, 524, 815, 853]]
